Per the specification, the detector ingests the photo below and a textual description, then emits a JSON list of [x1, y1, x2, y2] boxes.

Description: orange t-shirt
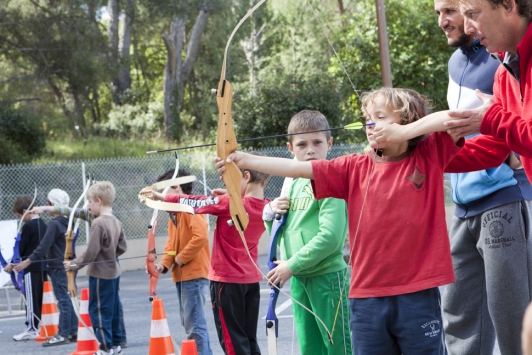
[[159, 212, 210, 282]]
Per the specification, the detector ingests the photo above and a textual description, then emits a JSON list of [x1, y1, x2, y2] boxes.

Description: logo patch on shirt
[[406, 167, 426, 191]]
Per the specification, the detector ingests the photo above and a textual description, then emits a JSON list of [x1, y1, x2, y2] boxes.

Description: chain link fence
[[0, 143, 452, 245]]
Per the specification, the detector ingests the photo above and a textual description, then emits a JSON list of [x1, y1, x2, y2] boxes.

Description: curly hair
[[361, 87, 432, 148]]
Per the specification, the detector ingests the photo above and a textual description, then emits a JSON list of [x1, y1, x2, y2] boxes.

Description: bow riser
[[65, 230, 78, 298], [215, 79, 249, 232], [146, 222, 159, 301]]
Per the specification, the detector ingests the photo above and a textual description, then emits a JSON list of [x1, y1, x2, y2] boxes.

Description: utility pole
[[375, 0, 393, 87]]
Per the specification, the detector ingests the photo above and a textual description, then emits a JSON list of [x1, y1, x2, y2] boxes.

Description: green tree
[[332, 0, 453, 112], [0, 106, 46, 164], [236, 74, 363, 148]]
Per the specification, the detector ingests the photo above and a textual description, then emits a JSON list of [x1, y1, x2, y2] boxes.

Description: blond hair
[[361, 87, 431, 147], [87, 181, 116, 207], [287, 110, 331, 143]]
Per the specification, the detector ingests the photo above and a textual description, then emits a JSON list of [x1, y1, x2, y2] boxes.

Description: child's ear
[[242, 170, 251, 182], [327, 137, 333, 151], [286, 142, 295, 155]]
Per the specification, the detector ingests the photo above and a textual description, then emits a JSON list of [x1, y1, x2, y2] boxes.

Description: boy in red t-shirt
[[215, 88, 463, 354], [144, 159, 270, 355]]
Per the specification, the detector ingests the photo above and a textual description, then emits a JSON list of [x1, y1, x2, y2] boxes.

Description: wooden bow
[[213, 2, 334, 352], [65, 177, 92, 299]]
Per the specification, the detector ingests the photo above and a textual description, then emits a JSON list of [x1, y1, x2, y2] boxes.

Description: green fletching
[[344, 122, 365, 130]]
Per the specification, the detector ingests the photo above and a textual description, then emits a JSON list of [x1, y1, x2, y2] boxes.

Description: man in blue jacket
[[434, 0, 532, 354]]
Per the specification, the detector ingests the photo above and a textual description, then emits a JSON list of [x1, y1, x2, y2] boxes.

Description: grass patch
[[39, 136, 178, 162]]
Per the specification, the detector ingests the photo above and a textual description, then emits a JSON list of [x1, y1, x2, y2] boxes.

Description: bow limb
[[266, 173, 294, 354], [65, 177, 92, 299]]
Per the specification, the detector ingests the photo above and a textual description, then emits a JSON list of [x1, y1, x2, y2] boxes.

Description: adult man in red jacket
[[444, 0, 532, 182]]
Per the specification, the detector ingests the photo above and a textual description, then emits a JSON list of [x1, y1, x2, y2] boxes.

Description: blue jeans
[[89, 276, 121, 351], [48, 268, 78, 337], [350, 288, 446, 355], [176, 278, 212, 355]]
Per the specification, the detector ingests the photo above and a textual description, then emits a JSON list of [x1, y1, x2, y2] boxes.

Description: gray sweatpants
[[443, 200, 532, 355]]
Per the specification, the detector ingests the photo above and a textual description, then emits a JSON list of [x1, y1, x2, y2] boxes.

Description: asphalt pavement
[[0, 254, 301, 355], [0, 254, 502, 355]]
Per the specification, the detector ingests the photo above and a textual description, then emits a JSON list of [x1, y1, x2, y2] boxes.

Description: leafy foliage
[[332, 0, 453, 111], [236, 75, 366, 148], [0, 0, 455, 160], [0, 106, 46, 164]]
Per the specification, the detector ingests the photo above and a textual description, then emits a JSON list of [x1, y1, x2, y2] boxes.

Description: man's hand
[[266, 260, 293, 289], [371, 123, 406, 149], [270, 197, 290, 216], [13, 259, 31, 272], [444, 90, 493, 137]]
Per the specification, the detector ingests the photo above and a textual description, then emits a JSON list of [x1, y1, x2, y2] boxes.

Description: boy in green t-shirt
[[263, 110, 351, 354]]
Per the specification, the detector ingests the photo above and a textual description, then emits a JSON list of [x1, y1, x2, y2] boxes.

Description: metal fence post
[[202, 154, 210, 231], [81, 161, 89, 243]]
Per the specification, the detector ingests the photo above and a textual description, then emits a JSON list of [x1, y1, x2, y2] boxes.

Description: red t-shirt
[[311, 132, 462, 298], [165, 194, 268, 283]]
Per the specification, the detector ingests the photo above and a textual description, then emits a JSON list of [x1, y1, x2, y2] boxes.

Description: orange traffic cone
[[149, 298, 175, 355], [69, 288, 99, 355], [181, 339, 199, 355], [36, 281, 59, 342]]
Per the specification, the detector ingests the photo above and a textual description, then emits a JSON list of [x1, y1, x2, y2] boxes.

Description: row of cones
[[37, 281, 199, 355]]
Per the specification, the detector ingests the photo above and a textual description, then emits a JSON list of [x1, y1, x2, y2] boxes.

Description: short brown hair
[[87, 181, 116, 207], [287, 110, 331, 143], [361, 87, 431, 148], [243, 152, 270, 187], [482, 0, 532, 20], [12, 195, 34, 214]]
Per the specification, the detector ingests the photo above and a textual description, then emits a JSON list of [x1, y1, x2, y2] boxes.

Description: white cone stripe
[[42, 313, 59, 325], [150, 319, 171, 338], [78, 326, 97, 341], [43, 291, 56, 304], [80, 299, 89, 313]]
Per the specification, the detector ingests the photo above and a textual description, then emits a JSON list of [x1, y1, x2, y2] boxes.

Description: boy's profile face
[[287, 132, 332, 161], [87, 197, 102, 217]]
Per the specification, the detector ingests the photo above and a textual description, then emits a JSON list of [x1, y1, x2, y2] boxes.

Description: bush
[[92, 101, 164, 139], [236, 75, 366, 148], [0, 106, 46, 164]]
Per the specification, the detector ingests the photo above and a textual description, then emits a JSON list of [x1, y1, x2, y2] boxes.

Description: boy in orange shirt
[[154, 168, 213, 355]]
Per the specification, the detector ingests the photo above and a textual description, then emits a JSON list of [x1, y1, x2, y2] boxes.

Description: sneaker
[[113, 345, 122, 354], [13, 330, 37, 341], [120, 342, 127, 349], [42, 333, 70, 346], [68, 333, 78, 342], [94, 350, 113, 355]]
